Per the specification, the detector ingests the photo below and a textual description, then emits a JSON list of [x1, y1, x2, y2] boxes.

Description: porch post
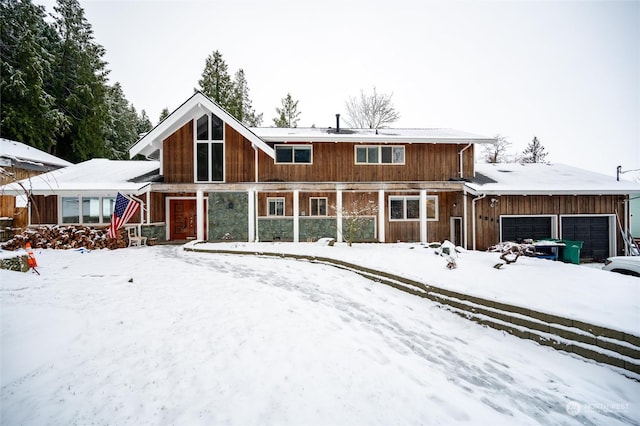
[[378, 189, 385, 242], [336, 189, 343, 242], [145, 190, 151, 224], [463, 188, 468, 249], [293, 190, 299, 243], [247, 189, 255, 242], [196, 190, 205, 241], [420, 190, 427, 243]]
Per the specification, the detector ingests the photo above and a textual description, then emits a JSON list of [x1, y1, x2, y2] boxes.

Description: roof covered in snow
[[251, 127, 495, 144], [0, 138, 72, 170], [468, 162, 640, 195], [0, 159, 160, 196]]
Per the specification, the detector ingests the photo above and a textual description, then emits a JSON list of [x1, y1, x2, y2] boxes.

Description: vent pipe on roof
[[336, 114, 340, 133]]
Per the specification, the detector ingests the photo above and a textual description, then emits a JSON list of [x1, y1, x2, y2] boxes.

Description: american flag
[[107, 193, 139, 239]]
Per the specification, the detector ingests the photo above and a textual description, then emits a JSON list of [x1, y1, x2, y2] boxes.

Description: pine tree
[[520, 136, 549, 164], [102, 82, 139, 160], [136, 109, 153, 135], [0, 0, 66, 152], [158, 107, 170, 123], [273, 93, 301, 128], [229, 69, 262, 126], [50, 0, 109, 162], [198, 50, 233, 109]]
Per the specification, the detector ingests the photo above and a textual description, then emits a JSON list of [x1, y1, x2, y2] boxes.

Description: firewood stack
[[1, 225, 130, 250]]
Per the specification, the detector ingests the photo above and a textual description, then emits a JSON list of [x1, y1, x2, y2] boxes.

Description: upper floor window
[[195, 113, 224, 182], [355, 146, 405, 164], [389, 195, 438, 221], [275, 145, 312, 164], [267, 197, 285, 216]]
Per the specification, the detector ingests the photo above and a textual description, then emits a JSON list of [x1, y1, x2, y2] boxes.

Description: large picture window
[[195, 113, 224, 182], [62, 196, 116, 224], [355, 146, 404, 164], [275, 145, 312, 164], [389, 196, 438, 221]]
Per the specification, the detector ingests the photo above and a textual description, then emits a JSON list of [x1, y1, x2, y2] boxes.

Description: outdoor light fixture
[[490, 198, 499, 208]]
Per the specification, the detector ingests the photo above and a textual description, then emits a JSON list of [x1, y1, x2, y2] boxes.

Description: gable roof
[[129, 91, 275, 160], [467, 163, 640, 195], [0, 158, 160, 196], [0, 138, 72, 170], [252, 127, 495, 144]]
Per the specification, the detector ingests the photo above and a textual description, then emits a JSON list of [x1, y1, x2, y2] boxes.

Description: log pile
[[1, 225, 130, 250]]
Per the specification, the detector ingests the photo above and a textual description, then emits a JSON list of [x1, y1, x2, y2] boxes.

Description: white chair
[[127, 226, 147, 247]]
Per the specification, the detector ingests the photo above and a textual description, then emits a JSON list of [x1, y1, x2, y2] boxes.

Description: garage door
[[501, 216, 552, 243], [561, 216, 610, 261]]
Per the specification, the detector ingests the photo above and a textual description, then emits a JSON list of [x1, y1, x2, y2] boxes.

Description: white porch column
[[293, 190, 300, 243], [145, 190, 151, 224], [336, 189, 343, 242], [247, 189, 255, 242], [196, 190, 205, 241], [378, 189, 385, 242], [463, 188, 468, 250], [419, 190, 427, 244]]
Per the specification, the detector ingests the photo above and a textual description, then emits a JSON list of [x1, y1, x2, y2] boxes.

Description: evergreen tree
[[102, 82, 138, 159], [229, 69, 263, 126], [158, 107, 170, 123], [50, 0, 110, 162], [136, 109, 153, 135], [520, 136, 549, 164], [198, 50, 233, 109], [273, 93, 301, 128], [0, 0, 66, 152]]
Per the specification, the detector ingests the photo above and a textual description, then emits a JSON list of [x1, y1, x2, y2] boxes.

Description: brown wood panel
[[257, 143, 475, 183], [163, 121, 194, 183], [225, 124, 256, 183], [30, 195, 57, 224], [257, 192, 293, 216]]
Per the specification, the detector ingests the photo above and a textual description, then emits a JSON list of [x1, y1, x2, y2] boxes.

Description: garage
[[561, 216, 612, 261], [501, 216, 554, 243]]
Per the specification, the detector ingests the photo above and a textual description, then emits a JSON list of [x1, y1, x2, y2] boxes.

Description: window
[[62, 196, 116, 224], [267, 197, 285, 216], [355, 146, 404, 164], [195, 113, 224, 182], [389, 196, 438, 221], [275, 145, 312, 164], [310, 197, 327, 216]]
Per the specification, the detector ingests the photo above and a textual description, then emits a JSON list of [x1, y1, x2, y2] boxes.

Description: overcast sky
[[36, 0, 639, 176]]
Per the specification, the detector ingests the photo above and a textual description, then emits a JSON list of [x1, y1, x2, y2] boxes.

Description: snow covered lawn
[[1, 244, 638, 425]]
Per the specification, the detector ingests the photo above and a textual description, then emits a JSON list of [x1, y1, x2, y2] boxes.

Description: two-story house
[[7, 91, 638, 260]]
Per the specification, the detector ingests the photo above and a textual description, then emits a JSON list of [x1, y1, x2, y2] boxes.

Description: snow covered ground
[[1, 244, 639, 425]]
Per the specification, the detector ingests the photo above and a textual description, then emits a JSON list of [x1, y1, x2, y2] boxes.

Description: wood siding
[[30, 195, 58, 224], [225, 124, 256, 183], [257, 143, 474, 183], [163, 121, 194, 183], [471, 194, 626, 252]]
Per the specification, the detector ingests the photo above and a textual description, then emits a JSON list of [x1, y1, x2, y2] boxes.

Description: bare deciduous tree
[[344, 87, 400, 129], [482, 134, 513, 163]]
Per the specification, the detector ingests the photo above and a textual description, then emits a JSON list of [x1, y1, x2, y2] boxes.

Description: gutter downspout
[[459, 144, 472, 179], [471, 193, 486, 251]]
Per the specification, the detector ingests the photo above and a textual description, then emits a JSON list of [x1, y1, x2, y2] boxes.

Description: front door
[[170, 199, 197, 240]]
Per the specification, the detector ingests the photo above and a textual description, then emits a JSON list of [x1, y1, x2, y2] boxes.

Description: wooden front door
[[170, 199, 197, 240]]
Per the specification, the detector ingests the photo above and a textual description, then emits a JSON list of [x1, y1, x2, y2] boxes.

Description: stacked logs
[[1, 225, 130, 250]]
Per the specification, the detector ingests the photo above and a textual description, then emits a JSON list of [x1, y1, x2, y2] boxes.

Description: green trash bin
[[560, 240, 583, 264]]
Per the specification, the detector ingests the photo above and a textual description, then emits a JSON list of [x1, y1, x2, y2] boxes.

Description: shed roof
[[0, 138, 72, 170], [467, 163, 640, 195], [1, 158, 159, 196]]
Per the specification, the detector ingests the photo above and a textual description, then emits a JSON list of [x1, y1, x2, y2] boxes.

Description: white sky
[[35, 0, 639, 176]]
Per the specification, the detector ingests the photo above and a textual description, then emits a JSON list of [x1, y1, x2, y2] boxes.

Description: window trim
[[355, 145, 405, 165], [388, 195, 439, 221], [274, 144, 313, 164], [194, 113, 225, 183], [60, 195, 116, 225], [267, 197, 285, 217], [309, 197, 328, 217]]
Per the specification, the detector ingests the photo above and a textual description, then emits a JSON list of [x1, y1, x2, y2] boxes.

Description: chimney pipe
[[336, 114, 340, 133]]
